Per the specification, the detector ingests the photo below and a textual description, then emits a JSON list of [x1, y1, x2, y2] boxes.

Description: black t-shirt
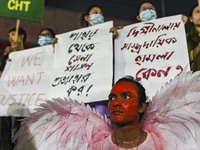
[[0, 54, 9, 71]]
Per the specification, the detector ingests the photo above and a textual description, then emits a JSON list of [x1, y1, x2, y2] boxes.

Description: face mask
[[89, 14, 104, 26], [38, 36, 52, 46], [139, 9, 157, 22]]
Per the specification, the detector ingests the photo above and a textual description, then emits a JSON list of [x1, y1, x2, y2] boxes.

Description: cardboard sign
[[0, 0, 45, 22], [114, 15, 190, 100]]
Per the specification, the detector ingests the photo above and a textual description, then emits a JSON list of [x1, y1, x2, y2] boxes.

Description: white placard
[[0, 46, 54, 116], [114, 15, 190, 99], [0, 21, 114, 116], [49, 21, 113, 103]]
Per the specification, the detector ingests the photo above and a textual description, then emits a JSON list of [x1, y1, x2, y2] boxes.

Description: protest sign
[[0, 0, 45, 22], [0, 46, 54, 116], [115, 15, 190, 99], [49, 21, 113, 103], [0, 21, 113, 116]]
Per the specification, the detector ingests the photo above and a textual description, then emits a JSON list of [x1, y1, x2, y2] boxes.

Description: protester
[[187, 4, 200, 72], [0, 27, 26, 77], [98, 76, 150, 149], [80, 5, 119, 115], [9, 27, 26, 51], [80, 5, 104, 27], [136, 2, 157, 22], [136, 2, 188, 24], [0, 27, 27, 150], [38, 28, 57, 46], [15, 70, 200, 149], [80, 5, 118, 38], [0, 45, 11, 77]]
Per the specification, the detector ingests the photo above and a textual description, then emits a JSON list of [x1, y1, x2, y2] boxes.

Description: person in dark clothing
[[0, 27, 27, 150], [187, 4, 200, 72], [0, 27, 26, 78]]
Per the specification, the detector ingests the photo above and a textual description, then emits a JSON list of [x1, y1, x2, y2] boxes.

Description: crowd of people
[[0, 1, 200, 150], [0, 2, 198, 76]]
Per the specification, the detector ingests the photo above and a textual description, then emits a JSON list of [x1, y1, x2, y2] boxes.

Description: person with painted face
[[98, 76, 156, 149], [15, 72, 200, 149], [136, 2, 188, 24], [80, 5, 118, 37], [38, 28, 56, 46]]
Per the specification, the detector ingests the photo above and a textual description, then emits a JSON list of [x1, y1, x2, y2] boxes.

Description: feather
[[142, 70, 200, 150], [16, 70, 200, 150], [15, 98, 113, 150]]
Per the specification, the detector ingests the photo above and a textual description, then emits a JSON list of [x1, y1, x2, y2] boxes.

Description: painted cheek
[[108, 101, 123, 123], [122, 100, 138, 116], [108, 103, 116, 121], [108, 99, 120, 114], [108, 102, 113, 113]]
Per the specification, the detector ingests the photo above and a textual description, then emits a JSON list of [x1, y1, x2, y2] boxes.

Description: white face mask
[[139, 9, 157, 22], [38, 36, 52, 46], [89, 14, 104, 26]]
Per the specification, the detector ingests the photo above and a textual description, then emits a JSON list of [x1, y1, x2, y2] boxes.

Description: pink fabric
[[96, 132, 157, 150]]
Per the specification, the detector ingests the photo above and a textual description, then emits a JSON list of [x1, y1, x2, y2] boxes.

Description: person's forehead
[[140, 2, 154, 9], [41, 30, 51, 34], [9, 31, 16, 34], [89, 7, 102, 13], [111, 81, 137, 93]]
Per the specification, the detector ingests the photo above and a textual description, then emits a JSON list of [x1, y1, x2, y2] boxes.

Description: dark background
[[45, 0, 198, 32]]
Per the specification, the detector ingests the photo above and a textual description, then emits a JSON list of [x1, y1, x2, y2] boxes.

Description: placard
[[115, 15, 190, 99]]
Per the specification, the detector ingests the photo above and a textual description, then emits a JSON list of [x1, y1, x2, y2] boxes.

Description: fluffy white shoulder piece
[[142, 71, 200, 150], [15, 98, 113, 150]]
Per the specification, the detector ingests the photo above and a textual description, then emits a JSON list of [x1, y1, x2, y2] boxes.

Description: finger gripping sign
[[0, 0, 45, 22]]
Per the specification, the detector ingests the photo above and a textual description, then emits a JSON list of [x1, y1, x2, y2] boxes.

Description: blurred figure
[[38, 28, 56, 46], [0, 45, 11, 77], [3, 44, 12, 56], [81, 5, 104, 27], [136, 2, 157, 22], [187, 4, 200, 72], [136, 2, 188, 24], [0, 27, 27, 150], [9, 27, 26, 51], [80, 5, 118, 37], [0, 27, 26, 78]]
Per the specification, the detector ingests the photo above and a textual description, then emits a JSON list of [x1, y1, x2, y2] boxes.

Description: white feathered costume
[[15, 71, 200, 150]]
